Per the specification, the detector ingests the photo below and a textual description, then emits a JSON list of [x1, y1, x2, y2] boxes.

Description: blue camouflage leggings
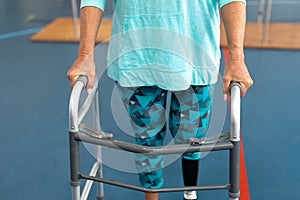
[[117, 84, 214, 188]]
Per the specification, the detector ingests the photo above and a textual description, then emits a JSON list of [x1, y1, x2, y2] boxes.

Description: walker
[[68, 76, 242, 200]]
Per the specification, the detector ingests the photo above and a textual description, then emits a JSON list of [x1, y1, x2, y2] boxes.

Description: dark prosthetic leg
[[182, 158, 199, 200]]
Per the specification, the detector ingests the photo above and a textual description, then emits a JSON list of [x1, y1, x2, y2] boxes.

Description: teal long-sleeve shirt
[[81, 0, 246, 91]]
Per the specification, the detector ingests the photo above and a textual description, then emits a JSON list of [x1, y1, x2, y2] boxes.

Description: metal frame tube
[[229, 142, 240, 199], [72, 186, 81, 200], [229, 83, 241, 199], [93, 91, 105, 200], [78, 85, 98, 124], [262, 0, 273, 43], [74, 133, 233, 155], [257, 0, 265, 23], [69, 132, 81, 200], [71, 0, 79, 38], [80, 174, 230, 193], [81, 162, 100, 200], [230, 83, 241, 142], [96, 149, 105, 200], [69, 76, 88, 132], [69, 76, 95, 200]]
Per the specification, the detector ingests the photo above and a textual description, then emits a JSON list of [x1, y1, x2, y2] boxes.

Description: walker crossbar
[[68, 76, 241, 200], [74, 132, 234, 155], [80, 173, 230, 193]]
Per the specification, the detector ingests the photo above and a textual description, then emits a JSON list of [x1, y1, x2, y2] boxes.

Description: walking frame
[[68, 76, 242, 200]]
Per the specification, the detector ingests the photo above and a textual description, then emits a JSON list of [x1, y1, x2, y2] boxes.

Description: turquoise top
[[81, 0, 246, 91]]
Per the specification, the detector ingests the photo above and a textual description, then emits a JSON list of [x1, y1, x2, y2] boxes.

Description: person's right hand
[[67, 53, 96, 94]]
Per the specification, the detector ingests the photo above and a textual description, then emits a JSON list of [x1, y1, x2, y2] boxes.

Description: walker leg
[[94, 92, 105, 200], [69, 132, 81, 200], [72, 186, 81, 200], [229, 141, 240, 200], [96, 146, 105, 200], [229, 83, 241, 200]]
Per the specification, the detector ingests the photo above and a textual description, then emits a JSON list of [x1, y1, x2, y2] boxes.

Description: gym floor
[[0, 0, 299, 199]]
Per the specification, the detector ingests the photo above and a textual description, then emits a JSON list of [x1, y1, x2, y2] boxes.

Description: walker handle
[[69, 75, 97, 133], [229, 82, 242, 92], [75, 75, 88, 88], [229, 82, 241, 142]]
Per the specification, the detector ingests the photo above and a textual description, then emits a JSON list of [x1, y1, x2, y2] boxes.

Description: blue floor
[[1, 0, 300, 199]]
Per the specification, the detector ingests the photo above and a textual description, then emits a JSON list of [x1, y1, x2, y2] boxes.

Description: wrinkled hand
[[67, 53, 96, 94], [223, 59, 253, 100]]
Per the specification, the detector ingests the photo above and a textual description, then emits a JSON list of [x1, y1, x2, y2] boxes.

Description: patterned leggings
[[117, 84, 214, 188]]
